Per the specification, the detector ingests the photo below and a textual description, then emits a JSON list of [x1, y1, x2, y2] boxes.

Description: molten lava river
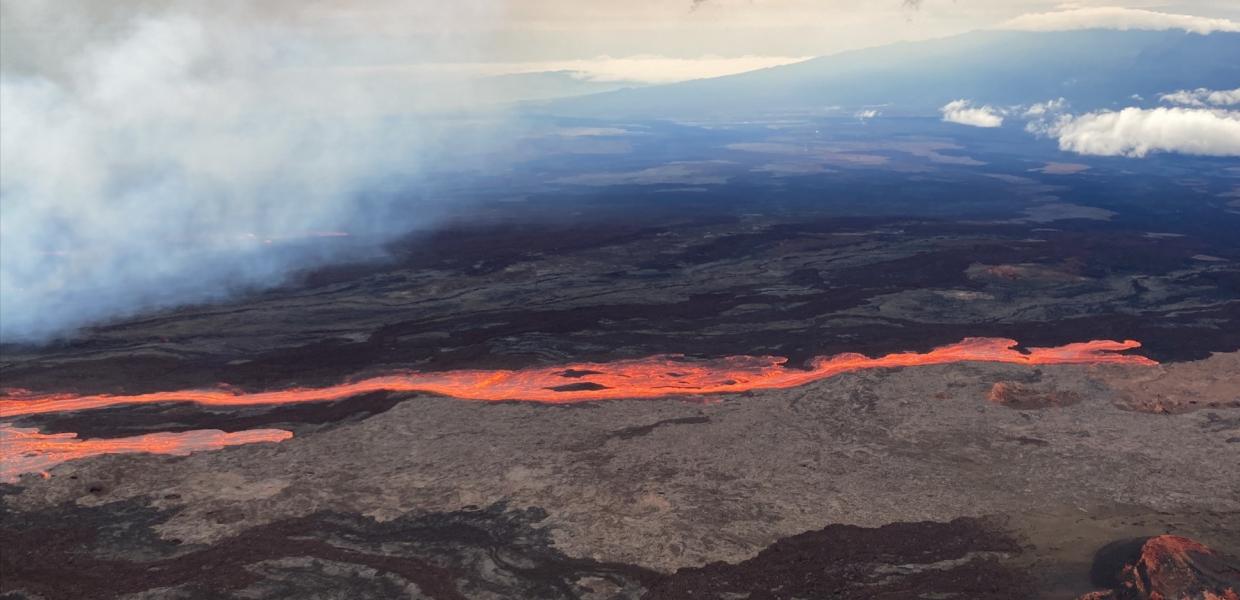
[[1, 338, 1153, 481]]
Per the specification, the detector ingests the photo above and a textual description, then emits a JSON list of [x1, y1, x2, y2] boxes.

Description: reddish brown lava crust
[[987, 381, 1084, 409], [1080, 536, 1240, 600]]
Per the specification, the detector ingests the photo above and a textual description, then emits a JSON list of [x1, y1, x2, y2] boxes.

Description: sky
[[4, 1, 1240, 84]]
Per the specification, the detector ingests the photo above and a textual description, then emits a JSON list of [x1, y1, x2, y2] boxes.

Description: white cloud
[[854, 109, 880, 122], [999, 7, 1240, 34], [1023, 98, 1067, 118], [1022, 98, 1071, 135], [1048, 107, 1240, 157], [1160, 87, 1240, 107], [940, 100, 1005, 128]]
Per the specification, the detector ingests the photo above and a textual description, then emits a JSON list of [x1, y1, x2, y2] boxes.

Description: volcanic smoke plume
[[0, 0, 508, 342]]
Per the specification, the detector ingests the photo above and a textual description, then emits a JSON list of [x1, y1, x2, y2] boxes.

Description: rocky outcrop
[[1080, 535, 1240, 600], [987, 381, 1083, 409]]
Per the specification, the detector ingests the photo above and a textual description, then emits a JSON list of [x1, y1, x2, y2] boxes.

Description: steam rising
[[0, 2, 505, 342]]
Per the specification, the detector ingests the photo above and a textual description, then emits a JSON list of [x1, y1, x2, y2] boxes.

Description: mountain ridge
[[535, 29, 1240, 119]]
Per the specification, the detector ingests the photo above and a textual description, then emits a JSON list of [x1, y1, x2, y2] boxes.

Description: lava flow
[[0, 338, 1154, 418], [0, 337, 1154, 482], [0, 424, 292, 483]]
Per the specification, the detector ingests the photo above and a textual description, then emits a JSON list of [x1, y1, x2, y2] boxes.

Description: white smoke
[[0, 2, 509, 342]]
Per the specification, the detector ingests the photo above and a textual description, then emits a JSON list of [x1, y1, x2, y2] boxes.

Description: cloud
[[999, 7, 1240, 35], [940, 100, 1005, 128], [854, 109, 880, 122], [1160, 87, 1240, 107], [1022, 98, 1072, 135], [1023, 97, 1067, 118], [1048, 107, 1240, 157]]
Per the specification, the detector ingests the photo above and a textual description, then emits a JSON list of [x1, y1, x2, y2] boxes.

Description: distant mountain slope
[[472, 70, 645, 104], [538, 30, 1240, 119]]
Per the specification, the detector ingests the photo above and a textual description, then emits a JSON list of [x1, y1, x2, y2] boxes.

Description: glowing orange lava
[[0, 424, 292, 483], [0, 338, 1154, 418]]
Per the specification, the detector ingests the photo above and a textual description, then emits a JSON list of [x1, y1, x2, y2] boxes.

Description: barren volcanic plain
[[3, 118, 1240, 599]]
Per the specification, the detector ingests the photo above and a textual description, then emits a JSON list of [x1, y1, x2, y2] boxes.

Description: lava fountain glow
[[0, 424, 292, 483], [1, 338, 1154, 418], [0, 338, 1155, 481]]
